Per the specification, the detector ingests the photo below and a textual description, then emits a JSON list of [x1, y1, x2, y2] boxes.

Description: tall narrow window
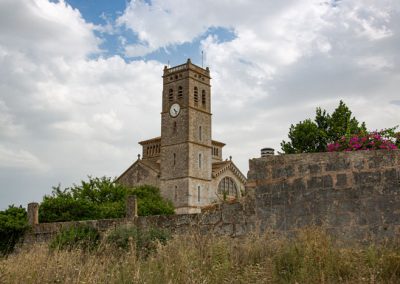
[[198, 186, 201, 203], [173, 121, 177, 133], [194, 87, 198, 104], [178, 86, 183, 99], [175, 186, 178, 201], [199, 126, 202, 141], [202, 90, 206, 106], [198, 153, 202, 168], [173, 153, 176, 166], [168, 89, 174, 102]]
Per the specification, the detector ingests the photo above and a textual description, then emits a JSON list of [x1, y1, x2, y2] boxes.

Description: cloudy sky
[[1, 0, 399, 209]]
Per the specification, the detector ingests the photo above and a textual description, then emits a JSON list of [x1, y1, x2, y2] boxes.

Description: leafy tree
[[281, 100, 366, 153], [39, 177, 174, 223], [281, 119, 326, 154], [327, 101, 366, 142], [0, 205, 29, 255]]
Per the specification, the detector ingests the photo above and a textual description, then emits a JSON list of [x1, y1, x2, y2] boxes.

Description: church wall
[[187, 178, 215, 207], [160, 143, 189, 179], [161, 108, 189, 146], [188, 109, 211, 144], [162, 72, 190, 113], [160, 178, 189, 210], [188, 143, 212, 180], [117, 163, 160, 189]]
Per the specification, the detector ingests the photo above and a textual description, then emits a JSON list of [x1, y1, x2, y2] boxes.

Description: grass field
[[1, 227, 400, 283]]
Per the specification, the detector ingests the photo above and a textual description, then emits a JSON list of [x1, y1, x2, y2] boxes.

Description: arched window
[[201, 90, 206, 106], [178, 86, 183, 99], [168, 89, 174, 102], [194, 87, 198, 104], [218, 177, 238, 197]]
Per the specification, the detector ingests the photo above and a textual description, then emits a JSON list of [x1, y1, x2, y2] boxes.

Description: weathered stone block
[[336, 174, 347, 187], [326, 158, 350, 171], [354, 171, 382, 185], [307, 176, 323, 189], [292, 178, 306, 191], [309, 164, 322, 174], [272, 165, 294, 179]]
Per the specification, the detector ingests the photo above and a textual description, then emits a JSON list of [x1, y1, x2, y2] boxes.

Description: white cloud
[[0, 0, 100, 60], [0, 145, 48, 172], [0, 0, 164, 208]]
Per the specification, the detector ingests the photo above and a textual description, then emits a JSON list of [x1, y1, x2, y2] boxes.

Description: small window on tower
[[173, 121, 177, 133], [194, 87, 198, 104], [202, 90, 206, 106], [198, 186, 201, 203], [198, 153, 202, 168], [168, 89, 174, 102], [173, 153, 176, 166], [178, 86, 183, 99], [175, 186, 178, 201], [199, 126, 202, 141]]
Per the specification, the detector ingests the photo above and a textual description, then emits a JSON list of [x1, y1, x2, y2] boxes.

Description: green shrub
[[0, 206, 29, 255], [40, 177, 174, 223], [106, 226, 170, 257], [49, 225, 100, 251], [127, 185, 175, 216]]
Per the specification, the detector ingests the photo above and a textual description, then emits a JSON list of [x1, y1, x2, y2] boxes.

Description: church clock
[[169, 103, 180, 117]]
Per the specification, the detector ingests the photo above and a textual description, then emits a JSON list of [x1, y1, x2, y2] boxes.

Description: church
[[117, 59, 246, 214]]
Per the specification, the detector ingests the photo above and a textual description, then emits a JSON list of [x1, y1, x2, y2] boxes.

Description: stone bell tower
[[160, 59, 212, 214]]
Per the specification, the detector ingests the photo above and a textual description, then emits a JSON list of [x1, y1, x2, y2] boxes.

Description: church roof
[[212, 140, 226, 147], [138, 136, 161, 145], [116, 158, 160, 183], [139, 159, 160, 173], [212, 160, 247, 184]]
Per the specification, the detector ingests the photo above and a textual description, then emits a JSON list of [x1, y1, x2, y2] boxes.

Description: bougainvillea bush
[[327, 128, 399, 152]]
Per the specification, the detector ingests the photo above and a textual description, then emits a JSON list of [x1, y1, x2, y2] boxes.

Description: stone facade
[[117, 59, 247, 214], [246, 149, 400, 241], [26, 150, 400, 244]]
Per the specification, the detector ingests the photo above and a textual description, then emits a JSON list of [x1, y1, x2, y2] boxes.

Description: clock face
[[169, 103, 181, 117]]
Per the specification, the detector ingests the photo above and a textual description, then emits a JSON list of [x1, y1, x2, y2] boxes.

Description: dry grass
[[1, 227, 400, 283]]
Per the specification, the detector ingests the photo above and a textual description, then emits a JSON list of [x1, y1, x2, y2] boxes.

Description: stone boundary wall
[[24, 150, 400, 244], [24, 202, 255, 244], [246, 150, 400, 242]]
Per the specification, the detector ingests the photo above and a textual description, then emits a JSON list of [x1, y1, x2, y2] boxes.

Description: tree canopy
[[281, 100, 367, 154], [0, 205, 28, 255], [39, 177, 174, 223]]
